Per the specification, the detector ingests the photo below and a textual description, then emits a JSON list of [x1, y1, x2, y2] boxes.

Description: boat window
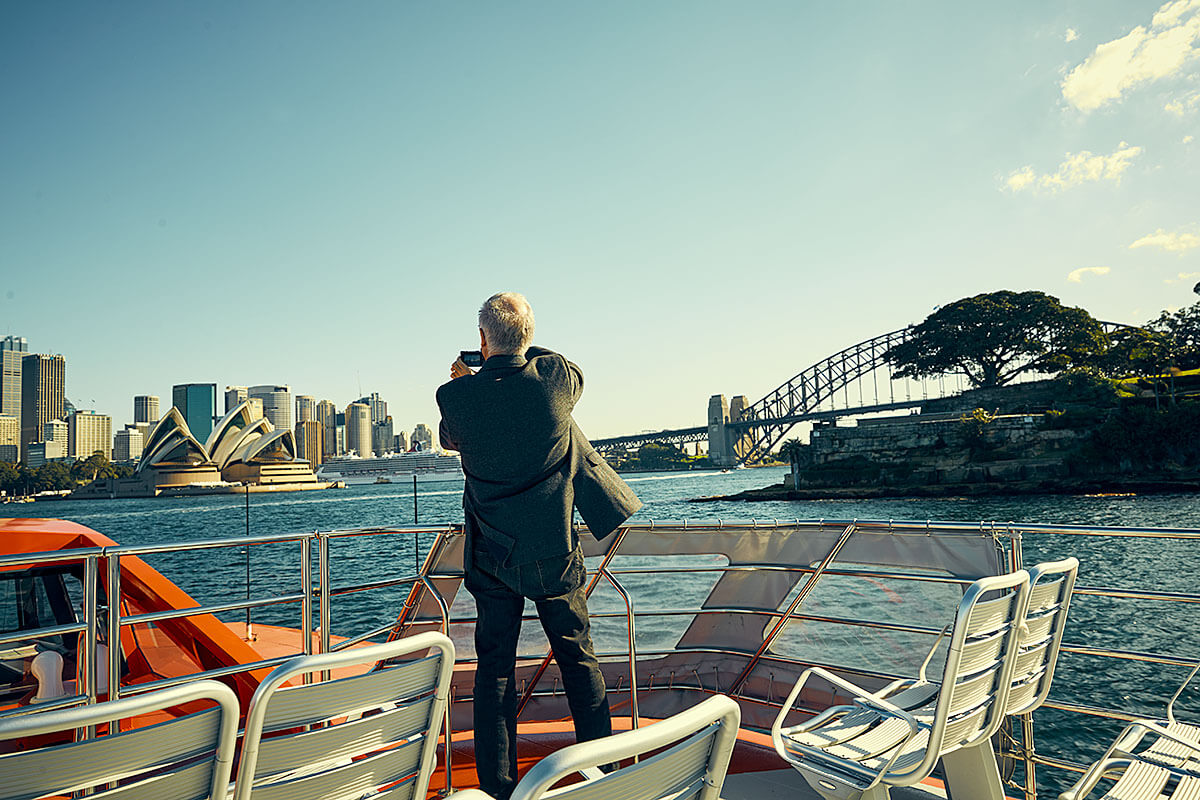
[[765, 564, 962, 681], [0, 567, 83, 703]]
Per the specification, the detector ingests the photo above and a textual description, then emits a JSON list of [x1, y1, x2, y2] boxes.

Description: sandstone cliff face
[[790, 413, 1091, 489]]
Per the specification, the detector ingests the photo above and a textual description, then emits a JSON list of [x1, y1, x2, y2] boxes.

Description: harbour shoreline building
[[20, 354, 65, 461]]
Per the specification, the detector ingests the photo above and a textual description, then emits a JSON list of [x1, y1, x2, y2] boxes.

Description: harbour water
[[7, 466, 1200, 794]]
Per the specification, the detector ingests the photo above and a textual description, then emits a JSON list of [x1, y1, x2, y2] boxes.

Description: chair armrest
[[771, 667, 919, 753], [1057, 757, 1133, 800]]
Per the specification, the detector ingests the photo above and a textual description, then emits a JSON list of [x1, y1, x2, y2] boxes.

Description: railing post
[[599, 566, 639, 734], [317, 531, 332, 684], [105, 551, 122, 735], [81, 553, 98, 741], [301, 534, 314, 685]]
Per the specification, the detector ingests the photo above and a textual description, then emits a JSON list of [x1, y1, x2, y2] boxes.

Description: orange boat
[[0, 515, 1181, 799]]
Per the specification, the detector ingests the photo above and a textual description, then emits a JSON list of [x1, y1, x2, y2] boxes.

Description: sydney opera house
[[72, 401, 330, 498]]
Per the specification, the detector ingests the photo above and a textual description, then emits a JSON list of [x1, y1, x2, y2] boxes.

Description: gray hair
[[478, 292, 535, 355]]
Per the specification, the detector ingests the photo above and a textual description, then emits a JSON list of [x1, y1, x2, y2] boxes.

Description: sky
[[2, 1, 1199, 441]]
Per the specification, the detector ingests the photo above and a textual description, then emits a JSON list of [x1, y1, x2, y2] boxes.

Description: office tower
[[69, 410, 112, 460], [1, 336, 28, 421], [0, 414, 18, 463], [249, 385, 292, 431], [225, 386, 248, 413], [133, 395, 159, 424], [113, 426, 144, 463], [316, 400, 336, 458], [43, 419, 68, 452], [172, 383, 217, 443], [372, 416, 394, 457], [346, 403, 372, 458], [26, 440, 65, 468], [295, 419, 323, 467], [393, 431, 408, 453], [411, 423, 433, 452], [356, 392, 387, 424], [295, 395, 315, 423], [20, 354, 65, 461]]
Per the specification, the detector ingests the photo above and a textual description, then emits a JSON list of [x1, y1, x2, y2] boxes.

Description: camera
[[460, 350, 483, 368]]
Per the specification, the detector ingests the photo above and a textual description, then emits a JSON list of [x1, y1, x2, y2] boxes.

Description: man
[[436, 292, 642, 800]]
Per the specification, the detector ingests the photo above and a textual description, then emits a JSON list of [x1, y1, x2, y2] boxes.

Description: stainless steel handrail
[[14, 518, 1200, 800]]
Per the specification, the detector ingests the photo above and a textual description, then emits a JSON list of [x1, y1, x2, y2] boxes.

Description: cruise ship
[[315, 448, 464, 485]]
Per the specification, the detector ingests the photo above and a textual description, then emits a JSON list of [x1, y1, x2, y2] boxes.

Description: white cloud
[[1067, 266, 1111, 282], [1165, 91, 1200, 113], [1061, 0, 1200, 111], [1004, 142, 1143, 192], [1165, 270, 1200, 283], [1066, 28, 1080, 43], [1130, 228, 1200, 251]]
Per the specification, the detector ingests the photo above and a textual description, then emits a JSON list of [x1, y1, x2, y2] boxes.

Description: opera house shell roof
[[136, 402, 317, 487]]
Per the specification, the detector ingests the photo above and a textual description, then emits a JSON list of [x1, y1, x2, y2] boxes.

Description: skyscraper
[[357, 392, 387, 424], [113, 426, 144, 463], [249, 385, 292, 431], [346, 403, 372, 458], [295, 395, 316, 423], [316, 399, 337, 458], [133, 395, 159, 424], [372, 415, 394, 457], [20, 353, 65, 461], [225, 386, 248, 413], [0, 414, 18, 463], [69, 410, 112, 460], [43, 419, 68, 452], [1, 336, 28, 421], [394, 430, 408, 453], [172, 383, 217, 443], [295, 419, 323, 467]]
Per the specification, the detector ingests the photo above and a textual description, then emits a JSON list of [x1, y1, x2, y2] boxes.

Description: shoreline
[[691, 476, 1200, 502]]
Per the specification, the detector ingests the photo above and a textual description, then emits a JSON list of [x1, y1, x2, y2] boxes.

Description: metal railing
[[5, 518, 1200, 800]]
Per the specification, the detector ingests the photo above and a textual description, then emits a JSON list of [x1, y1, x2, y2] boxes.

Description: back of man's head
[[479, 292, 535, 355]]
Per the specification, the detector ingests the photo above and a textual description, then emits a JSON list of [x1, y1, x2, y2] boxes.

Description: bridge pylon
[[707, 394, 736, 468]]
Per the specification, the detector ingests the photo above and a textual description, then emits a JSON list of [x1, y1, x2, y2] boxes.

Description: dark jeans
[[464, 539, 611, 800]]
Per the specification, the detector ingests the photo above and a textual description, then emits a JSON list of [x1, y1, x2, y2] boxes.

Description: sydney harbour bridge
[[589, 322, 1127, 467]]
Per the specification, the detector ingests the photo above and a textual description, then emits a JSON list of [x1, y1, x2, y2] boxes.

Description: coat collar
[[479, 353, 527, 372]]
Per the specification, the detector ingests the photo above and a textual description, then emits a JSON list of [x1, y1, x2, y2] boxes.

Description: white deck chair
[[0, 679, 239, 800], [771, 569, 1031, 800], [453, 694, 741, 800], [232, 631, 453, 800], [1059, 664, 1200, 800]]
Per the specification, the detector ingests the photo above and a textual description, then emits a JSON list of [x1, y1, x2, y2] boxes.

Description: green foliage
[[0, 453, 134, 495], [1047, 369, 1121, 407], [885, 290, 1105, 388], [777, 438, 804, 465], [1148, 302, 1200, 370], [1078, 402, 1200, 470]]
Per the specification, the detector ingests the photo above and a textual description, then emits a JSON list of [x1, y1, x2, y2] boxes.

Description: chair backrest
[[924, 570, 1030, 766], [0, 679, 238, 800], [1006, 557, 1079, 717], [509, 694, 741, 800], [233, 631, 454, 800]]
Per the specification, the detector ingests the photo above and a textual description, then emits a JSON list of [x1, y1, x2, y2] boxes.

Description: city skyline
[[3, 3, 1198, 439]]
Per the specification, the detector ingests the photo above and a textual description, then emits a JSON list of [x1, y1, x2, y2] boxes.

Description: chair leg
[[940, 740, 1005, 800], [796, 770, 892, 800]]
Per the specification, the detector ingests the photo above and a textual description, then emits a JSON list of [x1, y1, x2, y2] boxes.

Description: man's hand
[[450, 358, 475, 379]]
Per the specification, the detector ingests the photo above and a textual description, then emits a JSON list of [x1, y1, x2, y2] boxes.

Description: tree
[[1148, 302, 1200, 371], [885, 291, 1105, 388], [777, 438, 804, 465]]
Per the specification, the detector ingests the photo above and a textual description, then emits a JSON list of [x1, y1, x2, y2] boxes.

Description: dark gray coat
[[436, 346, 642, 567]]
